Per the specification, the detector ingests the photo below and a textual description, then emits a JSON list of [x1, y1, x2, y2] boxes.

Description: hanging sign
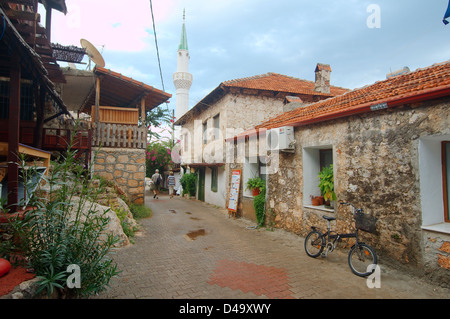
[[227, 169, 241, 214]]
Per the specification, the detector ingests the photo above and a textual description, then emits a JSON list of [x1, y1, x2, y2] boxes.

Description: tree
[[145, 104, 174, 142], [146, 140, 175, 178]]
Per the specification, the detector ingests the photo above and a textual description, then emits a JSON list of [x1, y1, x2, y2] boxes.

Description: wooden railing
[[91, 106, 139, 125], [43, 128, 90, 150], [92, 123, 147, 149]]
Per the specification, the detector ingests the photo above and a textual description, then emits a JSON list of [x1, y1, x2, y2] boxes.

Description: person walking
[[151, 169, 162, 199], [167, 171, 176, 199]]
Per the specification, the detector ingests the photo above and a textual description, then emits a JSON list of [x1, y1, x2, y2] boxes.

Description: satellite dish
[[80, 38, 105, 69]]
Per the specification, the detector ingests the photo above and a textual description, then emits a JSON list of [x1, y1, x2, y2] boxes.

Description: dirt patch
[[185, 229, 206, 240], [0, 266, 36, 297]]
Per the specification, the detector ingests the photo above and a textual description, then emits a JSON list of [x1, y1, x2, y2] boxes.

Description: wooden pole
[[45, 7, 52, 41], [140, 97, 146, 125], [7, 56, 21, 212], [95, 76, 100, 123]]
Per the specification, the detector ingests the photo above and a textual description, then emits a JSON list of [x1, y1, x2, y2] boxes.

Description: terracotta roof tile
[[222, 72, 348, 97], [255, 60, 450, 130]]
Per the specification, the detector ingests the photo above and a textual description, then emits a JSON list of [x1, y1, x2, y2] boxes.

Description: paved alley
[[95, 193, 449, 300]]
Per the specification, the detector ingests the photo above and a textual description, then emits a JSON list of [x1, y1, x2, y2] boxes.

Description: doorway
[[198, 167, 205, 202]]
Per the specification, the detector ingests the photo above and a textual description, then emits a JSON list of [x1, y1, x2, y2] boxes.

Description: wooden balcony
[[90, 105, 147, 149], [91, 123, 147, 149], [91, 106, 139, 125]]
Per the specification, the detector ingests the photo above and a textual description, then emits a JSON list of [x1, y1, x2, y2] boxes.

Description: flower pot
[[317, 196, 324, 205], [252, 188, 260, 196], [311, 197, 321, 206]]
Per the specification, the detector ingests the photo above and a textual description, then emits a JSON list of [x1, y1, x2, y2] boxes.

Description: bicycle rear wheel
[[304, 230, 325, 258], [348, 243, 377, 277]]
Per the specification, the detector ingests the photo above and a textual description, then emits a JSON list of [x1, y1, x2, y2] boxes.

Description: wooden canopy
[[79, 66, 172, 115]]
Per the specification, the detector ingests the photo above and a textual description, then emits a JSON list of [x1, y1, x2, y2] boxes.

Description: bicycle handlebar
[[339, 202, 363, 215]]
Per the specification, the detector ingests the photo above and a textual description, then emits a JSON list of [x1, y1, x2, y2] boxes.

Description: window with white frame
[[213, 114, 220, 141], [303, 146, 333, 209], [419, 136, 450, 233], [243, 156, 267, 197]]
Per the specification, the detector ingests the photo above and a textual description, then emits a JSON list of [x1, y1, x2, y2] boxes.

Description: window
[[0, 80, 35, 121], [443, 142, 450, 222], [319, 149, 333, 171], [211, 167, 218, 192], [243, 156, 266, 197], [213, 114, 220, 140], [203, 121, 207, 144], [419, 136, 450, 233], [303, 146, 334, 211]]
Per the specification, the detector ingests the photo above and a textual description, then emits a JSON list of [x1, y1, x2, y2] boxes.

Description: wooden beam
[[95, 76, 100, 123], [45, 7, 51, 41], [0, 0, 36, 9], [141, 96, 146, 125], [7, 56, 21, 212], [4, 8, 40, 22], [33, 85, 45, 149]]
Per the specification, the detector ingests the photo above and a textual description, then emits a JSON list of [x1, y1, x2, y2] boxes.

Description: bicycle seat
[[322, 215, 336, 221]]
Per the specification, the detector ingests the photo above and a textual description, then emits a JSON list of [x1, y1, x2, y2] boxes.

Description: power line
[[149, 0, 165, 92]]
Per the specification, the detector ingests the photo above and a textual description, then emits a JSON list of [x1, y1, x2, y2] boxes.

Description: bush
[[3, 136, 120, 298], [180, 173, 197, 197], [253, 187, 266, 227], [129, 203, 152, 219]]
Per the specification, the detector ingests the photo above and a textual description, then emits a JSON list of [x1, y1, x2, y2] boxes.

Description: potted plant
[[246, 176, 265, 196], [318, 164, 336, 206]]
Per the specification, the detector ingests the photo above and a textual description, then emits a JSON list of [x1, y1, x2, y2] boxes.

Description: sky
[[43, 0, 450, 121]]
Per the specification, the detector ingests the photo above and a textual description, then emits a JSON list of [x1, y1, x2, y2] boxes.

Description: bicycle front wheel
[[348, 243, 377, 277], [304, 230, 325, 258]]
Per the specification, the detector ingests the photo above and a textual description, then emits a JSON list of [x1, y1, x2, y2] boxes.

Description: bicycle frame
[[305, 202, 378, 276], [311, 203, 362, 256]]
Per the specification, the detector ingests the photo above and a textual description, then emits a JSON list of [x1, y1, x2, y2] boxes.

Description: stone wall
[[92, 147, 146, 204], [263, 99, 450, 285]]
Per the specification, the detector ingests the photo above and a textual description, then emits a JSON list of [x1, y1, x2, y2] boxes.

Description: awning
[[79, 67, 172, 113]]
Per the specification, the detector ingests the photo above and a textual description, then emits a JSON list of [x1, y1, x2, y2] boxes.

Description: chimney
[[314, 63, 331, 94]]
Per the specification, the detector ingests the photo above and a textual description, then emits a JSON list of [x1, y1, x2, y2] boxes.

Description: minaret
[[173, 9, 192, 121]]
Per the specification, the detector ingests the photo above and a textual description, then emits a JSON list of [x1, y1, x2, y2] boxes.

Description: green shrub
[[253, 187, 266, 227], [180, 173, 197, 197], [3, 134, 120, 298], [129, 203, 152, 219]]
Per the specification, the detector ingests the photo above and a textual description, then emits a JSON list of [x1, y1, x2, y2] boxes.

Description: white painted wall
[[419, 136, 447, 226]]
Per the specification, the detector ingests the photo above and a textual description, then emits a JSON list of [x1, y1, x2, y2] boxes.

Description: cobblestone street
[[94, 192, 449, 302]]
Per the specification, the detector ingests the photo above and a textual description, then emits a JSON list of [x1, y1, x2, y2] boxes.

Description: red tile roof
[[175, 72, 349, 125], [222, 72, 348, 97], [254, 60, 450, 131]]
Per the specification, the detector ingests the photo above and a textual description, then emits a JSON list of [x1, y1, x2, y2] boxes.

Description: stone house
[[174, 65, 348, 211], [230, 60, 450, 285], [58, 66, 171, 204]]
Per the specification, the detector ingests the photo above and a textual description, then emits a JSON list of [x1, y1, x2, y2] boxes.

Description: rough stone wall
[[92, 147, 146, 204], [265, 99, 450, 285]]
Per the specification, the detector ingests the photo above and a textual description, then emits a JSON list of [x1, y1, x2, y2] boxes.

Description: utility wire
[[149, 0, 165, 92]]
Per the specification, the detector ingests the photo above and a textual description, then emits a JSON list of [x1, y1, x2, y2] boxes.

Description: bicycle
[[304, 202, 378, 277]]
